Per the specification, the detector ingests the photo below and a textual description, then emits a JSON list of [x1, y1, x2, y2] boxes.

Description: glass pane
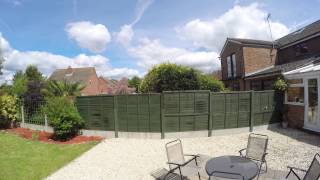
[[227, 57, 231, 78], [287, 87, 304, 103], [308, 79, 318, 125], [232, 54, 236, 77], [287, 79, 303, 84]]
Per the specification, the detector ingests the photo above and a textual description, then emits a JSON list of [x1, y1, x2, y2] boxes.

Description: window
[[232, 54, 236, 76], [226, 53, 236, 78], [227, 56, 232, 78], [286, 78, 304, 105]]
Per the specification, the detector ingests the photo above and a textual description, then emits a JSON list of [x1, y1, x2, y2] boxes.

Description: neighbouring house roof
[[49, 66, 96, 84], [220, 38, 274, 56], [245, 55, 320, 79], [276, 20, 320, 48], [228, 38, 274, 46]]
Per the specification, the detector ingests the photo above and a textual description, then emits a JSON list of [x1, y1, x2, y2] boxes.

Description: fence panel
[[163, 91, 210, 132], [116, 94, 161, 132], [76, 96, 115, 130], [23, 100, 46, 125], [253, 91, 282, 125], [211, 92, 251, 130]]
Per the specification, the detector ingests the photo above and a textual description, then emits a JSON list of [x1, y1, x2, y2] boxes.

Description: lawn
[[0, 131, 99, 180]]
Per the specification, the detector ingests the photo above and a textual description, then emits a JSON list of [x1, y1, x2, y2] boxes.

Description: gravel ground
[[46, 127, 320, 180]]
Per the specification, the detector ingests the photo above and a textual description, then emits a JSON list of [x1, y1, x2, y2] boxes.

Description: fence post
[[250, 91, 254, 132], [21, 105, 25, 127], [114, 96, 119, 138], [160, 93, 165, 139], [44, 114, 48, 132], [208, 92, 212, 137]]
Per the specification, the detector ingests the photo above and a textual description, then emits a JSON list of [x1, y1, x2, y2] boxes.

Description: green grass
[[0, 131, 99, 180]]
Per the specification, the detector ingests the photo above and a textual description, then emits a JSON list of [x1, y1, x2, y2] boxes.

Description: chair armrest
[[184, 154, 200, 158], [239, 148, 246, 157], [167, 156, 198, 168], [262, 152, 268, 162], [287, 166, 307, 172]]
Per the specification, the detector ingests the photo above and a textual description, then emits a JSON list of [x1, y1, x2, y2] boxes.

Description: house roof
[[276, 20, 320, 48], [245, 55, 320, 79], [228, 38, 274, 46], [49, 67, 97, 84], [220, 38, 274, 56]]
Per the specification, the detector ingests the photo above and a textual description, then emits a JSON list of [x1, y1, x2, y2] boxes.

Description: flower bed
[[7, 128, 103, 144]]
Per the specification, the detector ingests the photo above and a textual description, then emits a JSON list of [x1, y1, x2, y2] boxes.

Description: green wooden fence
[[75, 90, 283, 138]]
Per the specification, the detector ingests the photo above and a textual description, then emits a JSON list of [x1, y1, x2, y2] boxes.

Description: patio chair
[[166, 139, 201, 180], [285, 153, 320, 180], [239, 133, 268, 178]]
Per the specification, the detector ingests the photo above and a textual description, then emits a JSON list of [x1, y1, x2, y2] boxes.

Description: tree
[[139, 63, 225, 93], [128, 76, 141, 93], [198, 75, 224, 92], [25, 65, 43, 81], [140, 63, 200, 93], [41, 80, 85, 97], [0, 48, 4, 76], [11, 71, 28, 98]]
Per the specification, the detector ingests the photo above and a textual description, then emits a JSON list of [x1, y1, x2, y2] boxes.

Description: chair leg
[[264, 161, 268, 173], [197, 172, 201, 180], [256, 162, 263, 180]]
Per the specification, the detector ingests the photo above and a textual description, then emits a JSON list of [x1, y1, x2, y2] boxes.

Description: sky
[[0, 0, 320, 83]]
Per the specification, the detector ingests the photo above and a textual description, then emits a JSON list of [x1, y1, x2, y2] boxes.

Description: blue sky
[[0, 0, 320, 82]]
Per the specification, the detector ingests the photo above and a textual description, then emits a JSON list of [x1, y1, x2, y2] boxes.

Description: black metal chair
[[239, 133, 268, 179], [285, 153, 320, 180], [166, 139, 201, 180]]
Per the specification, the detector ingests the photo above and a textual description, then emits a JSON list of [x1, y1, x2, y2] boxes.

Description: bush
[[0, 95, 18, 128], [274, 77, 287, 92], [42, 97, 84, 140], [140, 63, 225, 92], [198, 75, 225, 92]]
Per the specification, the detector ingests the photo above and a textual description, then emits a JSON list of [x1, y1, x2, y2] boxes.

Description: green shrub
[[0, 95, 18, 128], [42, 97, 84, 140], [274, 77, 287, 92], [139, 63, 225, 93], [198, 75, 225, 92]]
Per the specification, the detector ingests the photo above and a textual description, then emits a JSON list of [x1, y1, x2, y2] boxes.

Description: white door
[[304, 78, 320, 131]]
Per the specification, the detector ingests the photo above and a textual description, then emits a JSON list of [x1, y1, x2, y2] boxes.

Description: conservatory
[[284, 62, 320, 132]]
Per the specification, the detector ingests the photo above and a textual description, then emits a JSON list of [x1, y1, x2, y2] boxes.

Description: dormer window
[[227, 53, 236, 78]]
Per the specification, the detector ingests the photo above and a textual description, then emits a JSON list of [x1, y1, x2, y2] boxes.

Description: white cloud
[[115, 25, 134, 46], [129, 38, 220, 73], [0, 34, 139, 83], [176, 3, 290, 51], [131, 0, 154, 26], [65, 21, 111, 53], [114, 0, 154, 47]]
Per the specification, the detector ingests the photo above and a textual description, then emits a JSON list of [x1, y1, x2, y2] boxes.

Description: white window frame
[[285, 78, 304, 106]]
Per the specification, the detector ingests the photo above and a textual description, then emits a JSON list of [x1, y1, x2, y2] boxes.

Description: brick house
[[49, 66, 110, 96], [220, 20, 320, 132]]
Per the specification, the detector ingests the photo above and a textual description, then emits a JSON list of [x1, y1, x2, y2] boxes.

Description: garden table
[[205, 155, 259, 180]]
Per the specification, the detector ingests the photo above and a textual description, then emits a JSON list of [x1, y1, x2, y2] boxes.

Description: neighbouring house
[[49, 66, 135, 96], [49, 66, 110, 96], [220, 19, 320, 132]]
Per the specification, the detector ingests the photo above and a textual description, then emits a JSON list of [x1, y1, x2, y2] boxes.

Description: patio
[[46, 127, 320, 180]]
